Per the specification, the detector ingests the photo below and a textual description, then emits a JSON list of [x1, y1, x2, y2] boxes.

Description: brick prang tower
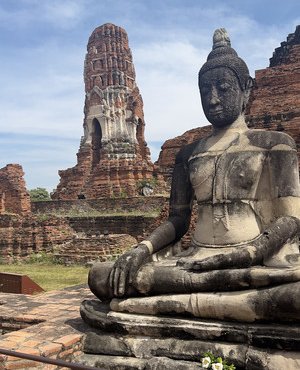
[[246, 25, 300, 163], [52, 23, 155, 199]]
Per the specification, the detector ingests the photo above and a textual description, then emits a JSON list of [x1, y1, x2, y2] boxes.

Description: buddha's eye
[[219, 82, 231, 91]]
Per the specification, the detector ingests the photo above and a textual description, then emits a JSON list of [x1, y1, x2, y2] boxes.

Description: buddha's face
[[200, 67, 245, 128]]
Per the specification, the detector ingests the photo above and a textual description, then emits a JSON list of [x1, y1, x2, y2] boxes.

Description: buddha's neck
[[212, 115, 248, 136]]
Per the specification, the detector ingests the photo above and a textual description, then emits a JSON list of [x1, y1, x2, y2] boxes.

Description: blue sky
[[0, 0, 299, 192]]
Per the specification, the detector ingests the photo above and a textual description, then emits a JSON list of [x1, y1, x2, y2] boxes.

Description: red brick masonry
[[0, 285, 94, 369], [0, 165, 31, 216]]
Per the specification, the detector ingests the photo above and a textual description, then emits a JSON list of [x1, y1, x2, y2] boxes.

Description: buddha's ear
[[242, 76, 253, 111]]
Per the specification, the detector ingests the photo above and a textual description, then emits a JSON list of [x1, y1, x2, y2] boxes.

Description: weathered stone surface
[[84, 332, 132, 356], [81, 300, 300, 351], [53, 23, 163, 200], [79, 354, 202, 370], [79, 354, 146, 369], [80, 300, 300, 369], [0, 164, 31, 215]]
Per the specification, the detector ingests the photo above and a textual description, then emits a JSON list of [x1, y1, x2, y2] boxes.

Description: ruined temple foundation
[[52, 23, 160, 200]]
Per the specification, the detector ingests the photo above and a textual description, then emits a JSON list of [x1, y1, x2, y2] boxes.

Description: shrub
[[29, 187, 51, 202]]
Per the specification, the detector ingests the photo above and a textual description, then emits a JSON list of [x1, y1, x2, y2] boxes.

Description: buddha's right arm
[[140, 147, 195, 255], [108, 146, 195, 297]]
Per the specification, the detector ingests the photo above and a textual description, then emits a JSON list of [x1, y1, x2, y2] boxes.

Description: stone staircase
[[54, 234, 137, 265]]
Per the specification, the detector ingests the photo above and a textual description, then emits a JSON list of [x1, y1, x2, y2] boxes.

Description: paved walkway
[[0, 285, 95, 369]]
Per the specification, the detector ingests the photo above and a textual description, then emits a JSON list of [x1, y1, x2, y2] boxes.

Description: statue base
[[80, 299, 300, 370]]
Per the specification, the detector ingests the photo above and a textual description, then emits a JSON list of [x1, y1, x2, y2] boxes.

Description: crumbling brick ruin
[[156, 25, 300, 182], [0, 164, 31, 216], [52, 23, 158, 200], [246, 25, 300, 160]]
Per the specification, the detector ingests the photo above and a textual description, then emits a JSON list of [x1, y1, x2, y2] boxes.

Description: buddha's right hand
[[109, 244, 151, 297]]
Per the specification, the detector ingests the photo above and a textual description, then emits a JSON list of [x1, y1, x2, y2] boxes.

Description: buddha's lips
[[209, 109, 223, 116]]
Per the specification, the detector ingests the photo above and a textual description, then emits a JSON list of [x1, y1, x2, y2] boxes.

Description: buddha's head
[[199, 28, 253, 128]]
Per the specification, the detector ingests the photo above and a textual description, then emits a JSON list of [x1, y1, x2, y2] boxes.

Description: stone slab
[[79, 354, 202, 370], [80, 330, 300, 370], [80, 299, 300, 351]]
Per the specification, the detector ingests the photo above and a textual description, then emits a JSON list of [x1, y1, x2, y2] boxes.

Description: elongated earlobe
[[242, 76, 254, 111]]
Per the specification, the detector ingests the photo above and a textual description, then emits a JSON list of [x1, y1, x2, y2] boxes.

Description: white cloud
[[134, 40, 209, 142], [0, 0, 89, 29], [0, 40, 85, 139], [44, 1, 84, 23]]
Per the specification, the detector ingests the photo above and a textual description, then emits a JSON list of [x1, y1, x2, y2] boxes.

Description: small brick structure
[[29, 196, 168, 264], [0, 196, 169, 264], [0, 164, 31, 216]]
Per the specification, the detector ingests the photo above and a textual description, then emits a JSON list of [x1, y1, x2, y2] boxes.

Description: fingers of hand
[[177, 258, 197, 270], [109, 265, 115, 291], [117, 269, 126, 297], [110, 255, 133, 297]]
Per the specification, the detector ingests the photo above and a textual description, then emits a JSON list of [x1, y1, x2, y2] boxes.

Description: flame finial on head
[[199, 28, 251, 91], [213, 28, 231, 49]]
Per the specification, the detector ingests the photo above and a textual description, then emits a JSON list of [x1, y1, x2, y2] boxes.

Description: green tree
[[29, 187, 51, 202]]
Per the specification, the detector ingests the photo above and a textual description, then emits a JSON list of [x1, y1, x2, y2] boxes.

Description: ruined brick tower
[[246, 25, 300, 158], [52, 23, 155, 199]]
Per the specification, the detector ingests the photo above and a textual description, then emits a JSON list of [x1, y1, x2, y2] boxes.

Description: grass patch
[[0, 263, 89, 291]]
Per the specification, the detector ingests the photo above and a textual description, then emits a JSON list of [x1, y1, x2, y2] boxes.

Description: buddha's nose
[[209, 86, 220, 106]]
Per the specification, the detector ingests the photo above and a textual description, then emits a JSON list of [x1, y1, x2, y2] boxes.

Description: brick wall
[[0, 214, 74, 263], [31, 196, 167, 215], [67, 215, 157, 240]]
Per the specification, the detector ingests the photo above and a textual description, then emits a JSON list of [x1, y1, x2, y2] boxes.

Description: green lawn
[[0, 264, 89, 291]]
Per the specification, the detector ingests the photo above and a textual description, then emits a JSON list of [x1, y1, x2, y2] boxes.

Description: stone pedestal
[[80, 299, 300, 370]]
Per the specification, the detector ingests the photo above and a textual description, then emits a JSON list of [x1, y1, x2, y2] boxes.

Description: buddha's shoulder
[[175, 141, 199, 164], [246, 129, 296, 150]]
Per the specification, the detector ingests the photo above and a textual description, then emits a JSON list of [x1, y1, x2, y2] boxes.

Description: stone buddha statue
[[86, 28, 300, 323]]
